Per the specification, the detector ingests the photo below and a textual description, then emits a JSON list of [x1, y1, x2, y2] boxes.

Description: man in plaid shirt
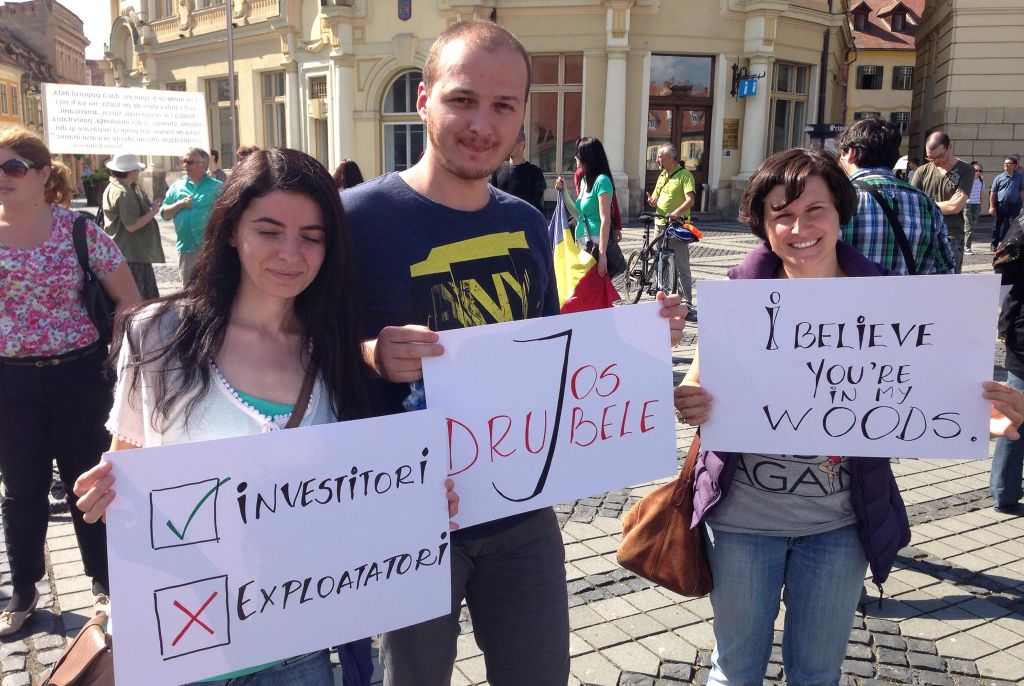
[[836, 118, 955, 275]]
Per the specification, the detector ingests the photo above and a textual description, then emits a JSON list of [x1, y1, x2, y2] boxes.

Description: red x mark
[[171, 591, 218, 647]]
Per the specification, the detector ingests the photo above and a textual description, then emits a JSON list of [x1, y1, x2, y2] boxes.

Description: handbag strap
[[853, 179, 918, 275], [71, 214, 100, 281], [284, 365, 317, 429]]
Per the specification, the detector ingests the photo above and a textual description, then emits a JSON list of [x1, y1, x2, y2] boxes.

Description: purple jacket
[[692, 241, 912, 586]]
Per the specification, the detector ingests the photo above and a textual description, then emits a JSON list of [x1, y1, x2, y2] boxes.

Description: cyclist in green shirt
[[646, 144, 697, 315]]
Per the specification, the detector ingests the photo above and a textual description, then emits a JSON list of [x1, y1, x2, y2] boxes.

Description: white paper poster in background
[[422, 302, 678, 528], [699, 274, 1000, 459], [105, 412, 451, 686], [42, 83, 208, 156]]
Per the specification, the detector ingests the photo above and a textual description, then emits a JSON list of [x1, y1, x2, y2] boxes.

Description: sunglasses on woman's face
[[0, 158, 34, 179]]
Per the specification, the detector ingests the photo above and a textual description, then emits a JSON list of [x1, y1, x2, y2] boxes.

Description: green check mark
[[166, 477, 231, 541]]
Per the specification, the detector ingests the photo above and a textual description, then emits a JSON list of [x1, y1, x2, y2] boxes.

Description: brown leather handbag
[[616, 433, 713, 597], [41, 611, 113, 686]]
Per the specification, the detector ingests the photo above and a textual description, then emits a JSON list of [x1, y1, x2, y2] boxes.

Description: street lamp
[[226, 2, 239, 160]]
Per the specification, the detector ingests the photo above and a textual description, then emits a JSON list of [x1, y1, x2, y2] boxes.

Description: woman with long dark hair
[[555, 137, 616, 276], [0, 128, 140, 637], [333, 159, 365, 190], [74, 148, 458, 684]]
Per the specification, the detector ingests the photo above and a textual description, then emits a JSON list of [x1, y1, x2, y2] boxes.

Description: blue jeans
[[992, 370, 1024, 508], [703, 524, 867, 686], [190, 650, 333, 686]]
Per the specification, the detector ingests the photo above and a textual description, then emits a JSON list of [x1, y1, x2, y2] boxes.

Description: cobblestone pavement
[[3, 205, 1023, 685]]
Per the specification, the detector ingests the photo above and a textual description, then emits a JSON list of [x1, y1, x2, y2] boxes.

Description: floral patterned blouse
[[0, 205, 124, 358]]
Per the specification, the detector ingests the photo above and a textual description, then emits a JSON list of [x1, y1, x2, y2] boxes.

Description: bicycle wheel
[[624, 250, 647, 304], [654, 252, 674, 295]]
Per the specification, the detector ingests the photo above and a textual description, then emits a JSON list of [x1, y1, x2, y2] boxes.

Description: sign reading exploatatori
[[41, 83, 209, 156]]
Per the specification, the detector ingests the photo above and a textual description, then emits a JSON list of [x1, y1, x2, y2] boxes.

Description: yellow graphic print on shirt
[[409, 231, 536, 331]]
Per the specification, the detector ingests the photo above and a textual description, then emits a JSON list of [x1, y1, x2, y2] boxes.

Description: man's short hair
[[188, 147, 210, 165], [211, 149, 219, 162], [837, 117, 903, 170], [926, 131, 951, 150], [422, 21, 531, 99], [740, 148, 857, 242], [658, 144, 679, 160]]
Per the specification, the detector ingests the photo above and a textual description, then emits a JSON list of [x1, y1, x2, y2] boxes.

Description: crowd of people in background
[[2, 18, 1024, 686]]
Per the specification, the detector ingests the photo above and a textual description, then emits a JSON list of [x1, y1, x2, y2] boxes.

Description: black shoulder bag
[[853, 180, 918, 276], [72, 214, 117, 345], [579, 209, 627, 278]]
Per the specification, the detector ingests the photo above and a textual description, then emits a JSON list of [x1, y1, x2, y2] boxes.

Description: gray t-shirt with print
[[706, 453, 857, 537]]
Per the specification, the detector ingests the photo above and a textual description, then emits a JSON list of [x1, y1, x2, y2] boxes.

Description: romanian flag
[[548, 194, 620, 313]]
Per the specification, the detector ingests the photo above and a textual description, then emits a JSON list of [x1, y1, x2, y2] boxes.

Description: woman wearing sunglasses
[[0, 128, 140, 636]]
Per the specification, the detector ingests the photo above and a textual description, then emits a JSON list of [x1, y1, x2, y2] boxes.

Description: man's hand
[[366, 325, 445, 383], [656, 291, 687, 346]]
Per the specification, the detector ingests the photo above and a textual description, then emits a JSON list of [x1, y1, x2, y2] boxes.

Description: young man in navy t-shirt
[[344, 20, 687, 686]]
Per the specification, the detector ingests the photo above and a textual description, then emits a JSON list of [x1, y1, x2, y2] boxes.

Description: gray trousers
[[380, 507, 570, 686], [668, 235, 694, 306], [178, 251, 197, 286]]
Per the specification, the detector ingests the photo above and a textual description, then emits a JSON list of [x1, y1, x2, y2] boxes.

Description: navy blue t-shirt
[[343, 173, 560, 537]]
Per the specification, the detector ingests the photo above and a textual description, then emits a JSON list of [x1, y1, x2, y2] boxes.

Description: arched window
[[382, 70, 424, 173]]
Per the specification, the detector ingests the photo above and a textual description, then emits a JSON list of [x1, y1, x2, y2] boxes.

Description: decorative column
[[330, 55, 355, 169], [738, 54, 773, 178], [285, 61, 301, 149], [602, 1, 634, 210]]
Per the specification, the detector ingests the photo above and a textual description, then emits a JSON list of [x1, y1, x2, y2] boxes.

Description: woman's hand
[[554, 177, 565, 191], [674, 383, 712, 427], [597, 252, 608, 277], [986, 380, 1024, 440], [73, 461, 117, 524], [446, 478, 460, 531]]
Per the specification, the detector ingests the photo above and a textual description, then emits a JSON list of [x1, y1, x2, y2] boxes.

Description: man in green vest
[[646, 144, 697, 318]]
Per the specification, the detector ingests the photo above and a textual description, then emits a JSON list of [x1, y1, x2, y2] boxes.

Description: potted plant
[[82, 168, 109, 207]]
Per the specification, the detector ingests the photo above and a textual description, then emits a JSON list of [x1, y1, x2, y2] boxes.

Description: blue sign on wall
[[398, 0, 412, 21], [738, 78, 758, 98]]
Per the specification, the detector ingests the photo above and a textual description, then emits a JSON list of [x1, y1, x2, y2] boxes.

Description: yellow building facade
[[0, 63, 25, 127], [107, 0, 852, 216], [911, 0, 1024, 171], [844, 1, 920, 155]]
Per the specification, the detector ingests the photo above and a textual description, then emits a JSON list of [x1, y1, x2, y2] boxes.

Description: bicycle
[[621, 212, 699, 304]]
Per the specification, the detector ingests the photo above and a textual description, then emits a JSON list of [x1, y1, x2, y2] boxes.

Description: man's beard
[[426, 119, 509, 181]]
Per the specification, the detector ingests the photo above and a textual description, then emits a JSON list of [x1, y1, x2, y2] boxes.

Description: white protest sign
[[105, 412, 451, 686], [42, 83, 208, 155], [422, 302, 678, 528], [699, 274, 1000, 459]]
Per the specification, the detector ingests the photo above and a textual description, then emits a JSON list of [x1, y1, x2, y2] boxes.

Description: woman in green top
[[101, 153, 166, 300], [555, 137, 615, 277]]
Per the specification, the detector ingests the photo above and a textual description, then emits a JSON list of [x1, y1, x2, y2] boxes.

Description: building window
[[165, 81, 186, 91], [10, 86, 18, 116], [853, 11, 868, 31], [854, 111, 882, 120], [206, 76, 238, 167], [0, 85, 7, 115], [890, 13, 906, 32], [527, 53, 582, 174], [856, 65, 883, 90], [382, 70, 424, 173], [152, 0, 174, 19], [198, 0, 225, 7], [262, 71, 287, 148], [892, 66, 913, 91], [768, 62, 810, 155], [890, 111, 910, 134]]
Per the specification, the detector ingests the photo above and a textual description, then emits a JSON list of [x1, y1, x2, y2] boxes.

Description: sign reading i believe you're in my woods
[[698, 274, 1000, 459]]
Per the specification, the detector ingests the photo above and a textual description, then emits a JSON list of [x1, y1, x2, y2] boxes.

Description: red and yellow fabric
[[548, 194, 619, 313]]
